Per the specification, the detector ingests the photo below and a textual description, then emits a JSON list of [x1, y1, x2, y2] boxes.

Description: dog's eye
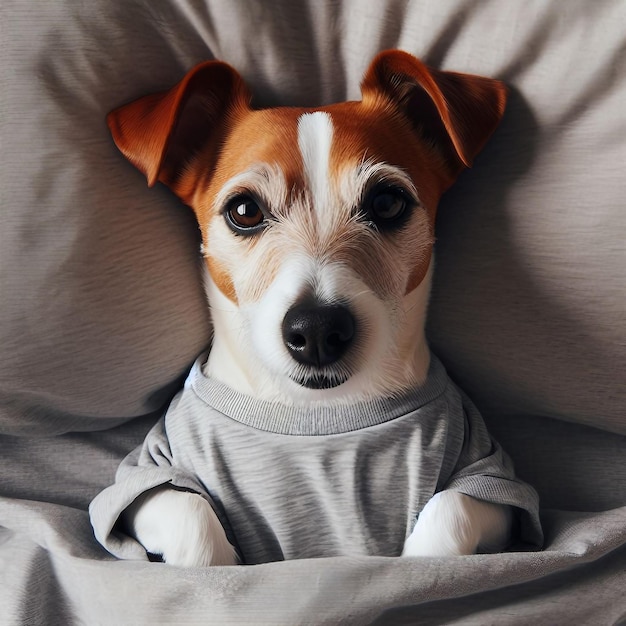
[[364, 186, 412, 230], [225, 195, 266, 234], [371, 191, 405, 220]]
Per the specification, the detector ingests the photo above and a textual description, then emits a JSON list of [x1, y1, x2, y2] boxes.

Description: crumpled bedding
[[2, 497, 625, 624], [2, 0, 625, 623]]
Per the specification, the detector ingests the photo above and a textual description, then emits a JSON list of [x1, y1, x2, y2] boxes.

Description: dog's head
[[108, 51, 505, 403]]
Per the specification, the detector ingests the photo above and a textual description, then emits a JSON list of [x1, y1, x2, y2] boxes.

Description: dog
[[90, 50, 540, 567]]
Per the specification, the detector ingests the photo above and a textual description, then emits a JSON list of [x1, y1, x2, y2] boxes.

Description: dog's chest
[[165, 376, 457, 564]]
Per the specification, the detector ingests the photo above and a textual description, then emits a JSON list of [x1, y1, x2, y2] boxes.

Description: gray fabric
[[89, 356, 542, 563], [1, 0, 625, 623], [2, 497, 626, 625]]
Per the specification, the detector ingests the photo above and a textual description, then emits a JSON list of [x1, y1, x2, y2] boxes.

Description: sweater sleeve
[[89, 414, 211, 560], [442, 388, 544, 548]]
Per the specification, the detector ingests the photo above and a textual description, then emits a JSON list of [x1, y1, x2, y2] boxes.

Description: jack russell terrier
[[90, 50, 541, 567]]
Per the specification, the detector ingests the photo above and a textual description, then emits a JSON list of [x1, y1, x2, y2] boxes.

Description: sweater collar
[[188, 354, 449, 436]]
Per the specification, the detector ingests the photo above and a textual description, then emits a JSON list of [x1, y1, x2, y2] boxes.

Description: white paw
[[402, 491, 512, 557], [122, 487, 238, 567]]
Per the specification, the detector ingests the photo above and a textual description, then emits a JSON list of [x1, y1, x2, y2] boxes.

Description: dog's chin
[[292, 373, 348, 390]]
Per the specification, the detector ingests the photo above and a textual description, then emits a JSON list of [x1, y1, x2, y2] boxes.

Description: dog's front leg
[[121, 486, 238, 567], [402, 491, 513, 557]]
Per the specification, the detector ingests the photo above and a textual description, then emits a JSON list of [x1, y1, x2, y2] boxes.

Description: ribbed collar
[[188, 355, 449, 436]]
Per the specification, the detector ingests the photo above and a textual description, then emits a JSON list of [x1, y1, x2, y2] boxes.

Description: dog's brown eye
[[364, 186, 413, 230], [225, 195, 266, 234], [371, 192, 406, 221], [230, 199, 263, 227]]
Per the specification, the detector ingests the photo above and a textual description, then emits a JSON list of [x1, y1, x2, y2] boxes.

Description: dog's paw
[[401, 491, 512, 557], [122, 487, 238, 567]]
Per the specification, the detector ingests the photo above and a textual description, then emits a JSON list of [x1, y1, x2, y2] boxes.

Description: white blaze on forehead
[[297, 112, 334, 222]]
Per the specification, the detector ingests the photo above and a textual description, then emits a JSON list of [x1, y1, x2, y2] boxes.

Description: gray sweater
[[90, 355, 542, 564]]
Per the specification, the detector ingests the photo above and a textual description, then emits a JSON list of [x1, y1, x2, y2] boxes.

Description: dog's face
[[201, 104, 437, 401], [108, 51, 506, 403]]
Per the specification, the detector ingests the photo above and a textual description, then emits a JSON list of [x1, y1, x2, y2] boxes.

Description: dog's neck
[[204, 262, 433, 407]]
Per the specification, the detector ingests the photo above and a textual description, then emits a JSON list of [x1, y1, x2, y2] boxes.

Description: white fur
[[297, 112, 334, 229], [212, 163, 289, 217], [122, 486, 238, 567], [205, 260, 432, 404], [337, 160, 419, 215], [402, 491, 513, 557]]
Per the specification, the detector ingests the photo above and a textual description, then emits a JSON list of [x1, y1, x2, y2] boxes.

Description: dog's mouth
[[291, 372, 349, 390]]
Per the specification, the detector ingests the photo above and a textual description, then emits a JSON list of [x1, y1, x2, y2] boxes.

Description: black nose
[[282, 302, 356, 367]]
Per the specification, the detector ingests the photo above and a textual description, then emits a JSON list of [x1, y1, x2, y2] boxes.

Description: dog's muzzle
[[281, 301, 355, 388]]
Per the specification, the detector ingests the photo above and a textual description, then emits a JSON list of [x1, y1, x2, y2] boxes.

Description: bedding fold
[[1, 497, 625, 625]]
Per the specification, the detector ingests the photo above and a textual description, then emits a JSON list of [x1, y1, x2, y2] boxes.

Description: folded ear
[[361, 50, 506, 179], [107, 61, 251, 200]]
